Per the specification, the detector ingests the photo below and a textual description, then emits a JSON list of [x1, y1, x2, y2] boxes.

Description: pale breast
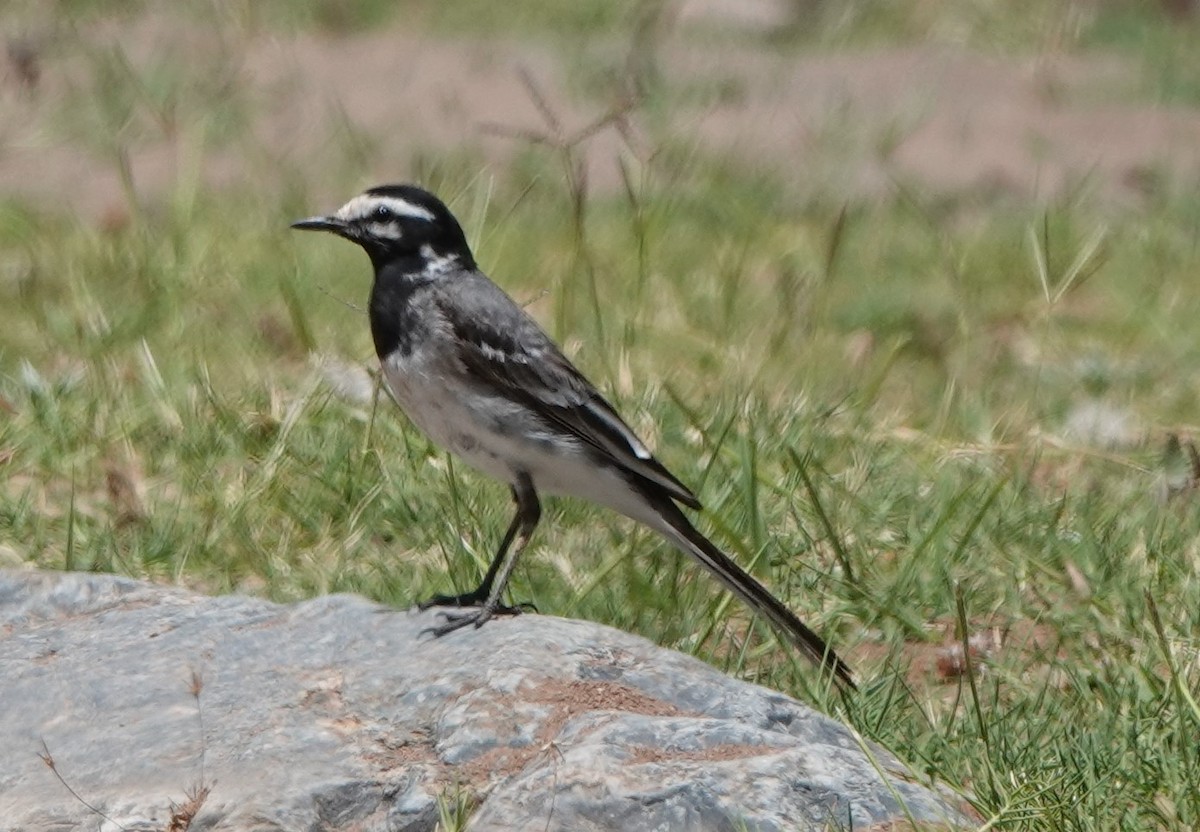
[[381, 348, 464, 451], [379, 345, 613, 500]]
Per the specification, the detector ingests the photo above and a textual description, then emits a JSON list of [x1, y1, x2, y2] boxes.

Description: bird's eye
[[374, 205, 392, 220]]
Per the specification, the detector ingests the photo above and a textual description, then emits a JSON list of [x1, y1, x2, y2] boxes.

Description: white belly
[[379, 350, 658, 525]]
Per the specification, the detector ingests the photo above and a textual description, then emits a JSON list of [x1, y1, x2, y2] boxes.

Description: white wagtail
[[292, 184, 855, 688]]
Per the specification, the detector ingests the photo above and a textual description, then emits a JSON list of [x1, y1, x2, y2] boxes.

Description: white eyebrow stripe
[[335, 194, 435, 222]]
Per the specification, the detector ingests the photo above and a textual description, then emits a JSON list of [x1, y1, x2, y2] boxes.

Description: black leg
[[420, 474, 541, 633], [417, 491, 522, 610]]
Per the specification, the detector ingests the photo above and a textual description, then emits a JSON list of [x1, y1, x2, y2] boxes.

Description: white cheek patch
[[369, 221, 403, 240], [335, 194, 435, 223]]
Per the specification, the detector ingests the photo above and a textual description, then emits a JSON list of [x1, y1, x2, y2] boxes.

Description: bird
[[292, 184, 856, 689]]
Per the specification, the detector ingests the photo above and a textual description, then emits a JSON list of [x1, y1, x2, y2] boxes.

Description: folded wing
[[438, 275, 701, 510]]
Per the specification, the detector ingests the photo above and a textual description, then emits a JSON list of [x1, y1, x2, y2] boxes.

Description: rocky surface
[[0, 570, 975, 831]]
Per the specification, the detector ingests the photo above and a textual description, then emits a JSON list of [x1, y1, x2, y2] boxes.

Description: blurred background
[[3, 0, 1200, 414], [3, 2, 1200, 826]]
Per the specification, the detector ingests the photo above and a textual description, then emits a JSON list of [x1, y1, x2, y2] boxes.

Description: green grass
[[4, 2, 1200, 830]]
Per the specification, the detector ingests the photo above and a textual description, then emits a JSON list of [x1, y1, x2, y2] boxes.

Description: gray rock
[[0, 570, 976, 831]]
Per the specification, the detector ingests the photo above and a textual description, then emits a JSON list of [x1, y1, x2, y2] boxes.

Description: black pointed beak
[[290, 215, 347, 234]]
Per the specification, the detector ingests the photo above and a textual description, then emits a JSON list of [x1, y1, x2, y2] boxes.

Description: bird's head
[[291, 184, 475, 272]]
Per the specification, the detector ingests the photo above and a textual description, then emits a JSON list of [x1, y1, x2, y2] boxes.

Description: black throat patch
[[368, 258, 451, 359]]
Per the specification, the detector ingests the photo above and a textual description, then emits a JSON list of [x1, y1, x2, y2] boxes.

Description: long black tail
[[647, 497, 857, 690]]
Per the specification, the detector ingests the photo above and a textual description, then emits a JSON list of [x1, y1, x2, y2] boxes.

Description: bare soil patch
[[3, 9, 1199, 217]]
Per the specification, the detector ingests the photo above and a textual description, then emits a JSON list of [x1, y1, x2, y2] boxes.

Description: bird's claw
[[416, 590, 486, 611], [420, 601, 527, 638], [417, 590, 535, 615]]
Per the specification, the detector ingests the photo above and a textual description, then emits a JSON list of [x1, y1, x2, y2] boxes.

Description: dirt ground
[[3, 2, 1200, 218]]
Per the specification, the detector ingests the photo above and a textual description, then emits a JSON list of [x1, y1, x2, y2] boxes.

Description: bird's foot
[[417, 589, 536, 614], [416, 589, 488, 610], [423, 602, 527, 638]]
